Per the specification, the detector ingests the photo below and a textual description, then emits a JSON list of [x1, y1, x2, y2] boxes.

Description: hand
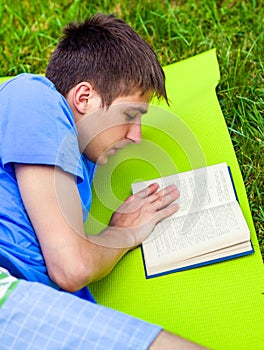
[[109, 183, 180, 248]]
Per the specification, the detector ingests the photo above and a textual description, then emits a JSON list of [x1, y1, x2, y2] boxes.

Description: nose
[[126, 121, 142, 144]]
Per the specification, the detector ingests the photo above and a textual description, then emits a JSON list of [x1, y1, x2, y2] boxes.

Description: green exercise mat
[[1, 49, 263, 349], [85, 49, 264, 350]]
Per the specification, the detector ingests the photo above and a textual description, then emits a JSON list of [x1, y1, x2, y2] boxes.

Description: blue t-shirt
[[0, 74, 96, 302]]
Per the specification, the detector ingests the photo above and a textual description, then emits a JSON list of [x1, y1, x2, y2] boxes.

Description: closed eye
[[125, 113, 137, 121]]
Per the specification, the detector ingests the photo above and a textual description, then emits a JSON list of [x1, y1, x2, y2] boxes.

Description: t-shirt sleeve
[[0, 74, 83, 180]]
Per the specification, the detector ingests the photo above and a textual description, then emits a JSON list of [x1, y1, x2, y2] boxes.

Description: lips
[[107, 140, 131, 156]]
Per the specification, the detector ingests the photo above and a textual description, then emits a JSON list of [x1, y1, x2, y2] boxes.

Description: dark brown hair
[[46, 13, 168, 107]]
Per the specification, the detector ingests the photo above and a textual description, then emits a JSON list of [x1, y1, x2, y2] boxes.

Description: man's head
[[47, 14, 168, 164], [46, 13, 168, 107]]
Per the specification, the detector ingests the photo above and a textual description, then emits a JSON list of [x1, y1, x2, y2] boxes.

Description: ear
[[72, 82, 99, 115]]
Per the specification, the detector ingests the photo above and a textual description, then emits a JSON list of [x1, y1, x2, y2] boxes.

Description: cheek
[[103, 125, 128, 143], [82, 125, 128, 159]]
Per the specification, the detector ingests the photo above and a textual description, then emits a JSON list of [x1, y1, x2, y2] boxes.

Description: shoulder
[[1, 73, 53, 92], [1, 73, 59, 102], [1, 73, 70, 108], [1, 73, 55, 90], [1, 73, 74, 125]]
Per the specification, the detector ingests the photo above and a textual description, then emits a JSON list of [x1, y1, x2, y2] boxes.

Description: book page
[[132, 163, 237, 218], [143, 201, 250, 269], [147, 241, 253, 276]]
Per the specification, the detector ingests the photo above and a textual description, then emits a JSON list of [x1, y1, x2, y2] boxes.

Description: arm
[[150, 331, 209, 349], [15, 164, 179, 292]]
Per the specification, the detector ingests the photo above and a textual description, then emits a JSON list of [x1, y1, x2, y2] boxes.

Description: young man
[[0, 14, 207, 349]]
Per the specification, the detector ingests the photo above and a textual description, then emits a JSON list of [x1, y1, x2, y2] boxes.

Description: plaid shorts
[[0, 278, 161, 350]]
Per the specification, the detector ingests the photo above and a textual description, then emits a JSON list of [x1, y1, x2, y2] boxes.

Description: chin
[[96, 156, 108, 165]]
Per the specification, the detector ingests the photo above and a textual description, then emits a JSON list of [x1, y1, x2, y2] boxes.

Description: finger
[[120, 183, 160, 213], [134, 182, 159, 199], [147, 184, 178, 203], [155, 203, 179, 222], [150, 185, 179, 207]]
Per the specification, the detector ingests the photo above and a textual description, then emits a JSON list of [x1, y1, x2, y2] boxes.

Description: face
[[76, 91, 150, 165]]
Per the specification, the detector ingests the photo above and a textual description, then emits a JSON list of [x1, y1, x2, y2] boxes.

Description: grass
[[0, 0, 263, 257]]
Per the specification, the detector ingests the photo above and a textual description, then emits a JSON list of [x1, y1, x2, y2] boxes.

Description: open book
[[132, 163, 254, 278]]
